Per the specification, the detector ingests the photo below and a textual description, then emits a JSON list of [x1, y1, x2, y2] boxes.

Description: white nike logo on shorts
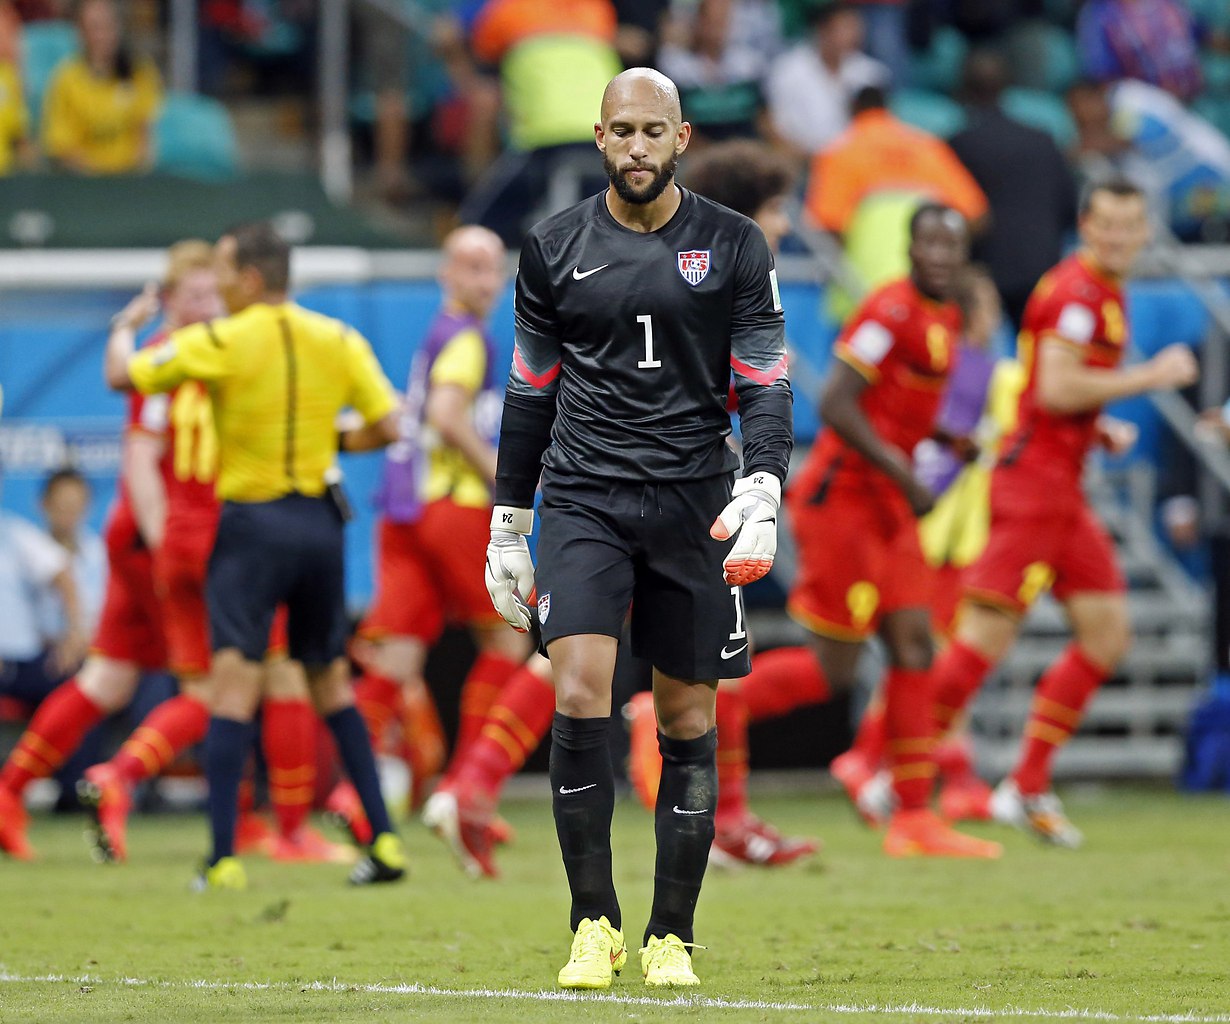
[[721, 644, 749, 659], [673, 806, 709, 815], [572, 265, 609, 280], [559, 784, 598, 795]]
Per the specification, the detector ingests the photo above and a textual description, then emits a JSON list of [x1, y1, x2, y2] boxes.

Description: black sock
[[326, 707, 394, 838], [549, 713, 619, 932], [644, 729, 717, 948], [205, 716, 255, 865]]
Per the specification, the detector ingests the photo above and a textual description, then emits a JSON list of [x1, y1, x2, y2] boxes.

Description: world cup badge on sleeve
[[677, 250, 710, 286], [538, 592, 551, 625]]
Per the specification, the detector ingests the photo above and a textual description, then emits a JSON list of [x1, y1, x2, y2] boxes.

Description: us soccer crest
[[538, 593, 551, 625], [677, 250, 710, 286]]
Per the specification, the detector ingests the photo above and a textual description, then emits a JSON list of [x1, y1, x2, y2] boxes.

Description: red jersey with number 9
[[793, 278, 960, 500], [999, 253, 1128, 492]]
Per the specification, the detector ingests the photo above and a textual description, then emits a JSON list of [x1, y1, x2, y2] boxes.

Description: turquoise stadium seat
[[1006, 22, 1080, 93], [1201, 53, 1230, 95], [20, 20, 77, 120], [909, 26, 968, 95], [154, 93, 239, 181], [1001, 88, 1076, 149], [1188, 0, 1230, 30], [1194, 96, 1230, 140], [890, 88, 967, 139]]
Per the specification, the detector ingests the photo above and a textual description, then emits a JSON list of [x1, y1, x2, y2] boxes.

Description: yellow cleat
[[640, 933, 702, 987], [349, 831, 408, 885], [557, 916, 627, 989], [194, 856, 247, 891]]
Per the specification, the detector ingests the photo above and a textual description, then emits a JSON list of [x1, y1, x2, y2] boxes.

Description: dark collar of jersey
[[594, 186, 695, 239]]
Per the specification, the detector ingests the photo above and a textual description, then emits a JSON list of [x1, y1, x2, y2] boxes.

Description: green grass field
[[2, 785, 1229, 1023]]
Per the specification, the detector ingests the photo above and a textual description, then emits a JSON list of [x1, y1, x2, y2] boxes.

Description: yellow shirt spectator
[[128, 302, 397, 503], [0, 61, 27, 174], [41, 55, 161, 174]]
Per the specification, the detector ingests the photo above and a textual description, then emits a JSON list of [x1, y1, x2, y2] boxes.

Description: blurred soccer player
[[64, 247, 335, 865], [330, 226, 531, 839], [106, 222, 404, 890], [0, 241, 213, 861], [787, 204, 1003, 859], [485, 70, 792, 987], [928, 179, 1198, 847]]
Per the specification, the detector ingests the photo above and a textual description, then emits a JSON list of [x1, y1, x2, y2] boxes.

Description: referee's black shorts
[[534, 467, 752, 681], [207, 494, 347, 668]]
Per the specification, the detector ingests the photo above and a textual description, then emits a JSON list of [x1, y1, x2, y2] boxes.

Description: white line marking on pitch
[[1, 971, 1228, 1021]]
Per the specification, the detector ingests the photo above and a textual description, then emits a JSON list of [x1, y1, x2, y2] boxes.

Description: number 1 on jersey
[[636, 314, 661, 369], [729, 586, 747, 641]]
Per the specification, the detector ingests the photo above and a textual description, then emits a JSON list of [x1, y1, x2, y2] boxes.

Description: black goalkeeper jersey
[[495, 187, 793, 506]]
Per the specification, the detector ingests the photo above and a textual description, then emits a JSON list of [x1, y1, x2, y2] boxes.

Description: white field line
[[1, 971, 1228, 1022]]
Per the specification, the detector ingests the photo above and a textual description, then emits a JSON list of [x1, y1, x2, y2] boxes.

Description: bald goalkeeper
[[485, 69, 792, 987], [105, 221, 407, 890]]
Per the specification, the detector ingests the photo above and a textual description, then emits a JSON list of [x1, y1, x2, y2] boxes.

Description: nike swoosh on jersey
[[559, 783, 598, 795], [571, 264, 609, 280], [673, 806, 709, 815], [721, 644, 749, 659]]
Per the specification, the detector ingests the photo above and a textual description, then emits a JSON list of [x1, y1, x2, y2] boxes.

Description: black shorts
[[207, 495, 347, 668], [534, 468, 751, 680]]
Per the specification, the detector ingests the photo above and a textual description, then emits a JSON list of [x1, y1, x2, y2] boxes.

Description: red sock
[[110, 693, 210, 785], [353, 672, 403, 753], [714, 688, 749, 826], [262, 699, 317, 837], [883, 668, 937, 811], [1013, 645, 1107, 795], [739, 647, 830, 722], [932, 640, 993, 734], [849, 699, 887, 767], [452, 664, 554, 799], [399, 683, 448, 791], [457, 652, 519, 758], [934, 734, 976, 781], [0, 680, 105, 796]]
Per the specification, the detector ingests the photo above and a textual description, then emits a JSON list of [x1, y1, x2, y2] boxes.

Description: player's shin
[[205, 717, 256, 864], [645, 729, 717, 948], [883, 668, 938, 810], [550, 713, 620, 931], [713, 690, 749, 825], [0, 680, 106, 796]]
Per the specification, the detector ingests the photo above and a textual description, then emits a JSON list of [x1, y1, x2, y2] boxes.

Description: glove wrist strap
[[491, 505, 534, 535], [732, 472, 781, 505]]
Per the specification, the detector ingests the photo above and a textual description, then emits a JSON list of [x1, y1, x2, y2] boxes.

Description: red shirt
[[102, 388, 154, 555], [141, 378, 221, 538], [1000, 253, 1128, 492], [792, 278, 960, 501]]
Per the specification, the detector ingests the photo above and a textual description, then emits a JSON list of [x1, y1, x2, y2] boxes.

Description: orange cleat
[[234, 811, 276, 856], [324, 781, 373, 847], [710, 813, 821, 868], [422, 786, 500, 878], [830, 749, 893, 826], [623, 692, 661, 812], [79, 763, 132, 863], [269, 823, 356, 863], [938, 774, 993, 822], [883, 808, 1003, 859], [0, 785, 34, 861]]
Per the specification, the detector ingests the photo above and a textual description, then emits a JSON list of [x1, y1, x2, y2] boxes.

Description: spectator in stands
[[42, 0, 162, 175], [36, 469, 104, 664], [949, 50, 1077, 328], [804, 85, 987, 296], [764, 2, 890, 158], [1076, 0, 1209, 103], [353, 1, 416, 202], [1068, 78, 1230, 242], [849, 1, 910, 81], [656, 0, 782, 142], [458, 0, 622, 245], [612, 0, 668, 65], [0, 0, 33, 174], [0, 502, 85, 701]]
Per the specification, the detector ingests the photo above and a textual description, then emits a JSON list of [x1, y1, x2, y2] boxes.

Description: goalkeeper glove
[[710, 472, 781, 586], [485, 506, 535, 632]]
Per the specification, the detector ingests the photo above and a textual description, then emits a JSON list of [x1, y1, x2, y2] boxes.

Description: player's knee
[[553, 671, 610, 719], [472, 622, 531, 661], [1079, 616, 1132, 670], [307, 659, 353, 716], [76, 660, 138, 713], [656, 702, 715, 740], [890, 633, 934, 672]]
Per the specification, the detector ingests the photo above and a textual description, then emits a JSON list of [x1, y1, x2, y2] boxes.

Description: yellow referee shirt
[[128, 302, 397, 503]]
